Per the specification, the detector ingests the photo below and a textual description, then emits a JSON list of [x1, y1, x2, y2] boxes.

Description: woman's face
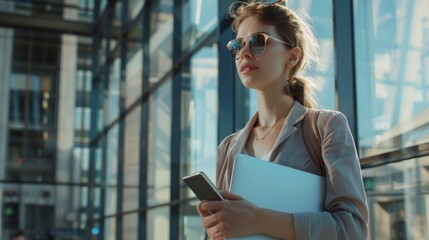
[[235, 16, 290, 91]]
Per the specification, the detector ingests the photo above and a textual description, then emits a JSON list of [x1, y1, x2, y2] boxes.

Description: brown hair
[[228, 0, 320, 108]]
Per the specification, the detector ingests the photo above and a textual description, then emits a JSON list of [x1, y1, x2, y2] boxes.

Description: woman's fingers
[[202, 211, 225, 229], [207, 222, 228, 240], [220, 190, 243, 200], [197, 201, 212, 217], [200, 200, 223, 211], [197, 196, 258, 238]]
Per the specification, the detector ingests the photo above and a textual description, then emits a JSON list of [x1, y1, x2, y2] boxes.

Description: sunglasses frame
[[226, 32, 290, 60]]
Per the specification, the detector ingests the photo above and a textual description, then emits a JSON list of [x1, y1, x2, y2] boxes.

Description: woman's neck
[[256, 92, 294, 127]]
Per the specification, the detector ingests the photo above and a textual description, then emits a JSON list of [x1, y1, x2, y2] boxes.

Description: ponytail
[[284, 76, 318, 108]]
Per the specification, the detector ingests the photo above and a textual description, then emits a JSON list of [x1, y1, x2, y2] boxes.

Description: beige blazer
[[216, 101, 369, 240]]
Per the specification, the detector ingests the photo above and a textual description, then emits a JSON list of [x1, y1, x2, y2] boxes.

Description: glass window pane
[[123, 106, 141, 212], [104, 58, 121, 126], [149, 0, 173, 86], [178, 41, 218, 240], [104, 124, 119, 218], [291, 1, 335, 109], [74, 107, 91, 132], [100, 0, 108, 17], [125, 22, 143, 108], [7, 128, 56, 181], [12, 31, 60, 67], [110, 39, 118, 52], [94, 140, 104, 185], [180, 201, 205, 240], [104, 217, 116, 240], [181, 0, 218, 52], [98, 38, 107, 66], [8, 71, 57, 126], [76, 70, 92, 92], [77, 0, 94, 21], [128, 0, 146, 21], [147, 207, 170, 240], [148, 80, 172, 206], [180, 42, 219, 182], [123, 213, 138, 239], [113, 1, 122, 27], [93, 81, 105, 135], [89, 140, 104, 234], [354, 0, 429, 157], [74, 147, 90, 183], [362, 156, 429, 239]]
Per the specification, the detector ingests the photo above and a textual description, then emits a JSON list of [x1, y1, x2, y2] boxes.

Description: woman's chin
[[241, 79, 259, 89]]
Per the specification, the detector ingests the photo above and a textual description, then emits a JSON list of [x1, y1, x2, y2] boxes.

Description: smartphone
[[182, 171, 225, 201]]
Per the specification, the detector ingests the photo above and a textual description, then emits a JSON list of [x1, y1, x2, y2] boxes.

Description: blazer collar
[[272, 100, 307, 154], [228, 100, 308, 160]]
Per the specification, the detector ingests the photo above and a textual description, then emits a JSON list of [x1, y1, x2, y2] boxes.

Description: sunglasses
[[226, 32, 290, 60]]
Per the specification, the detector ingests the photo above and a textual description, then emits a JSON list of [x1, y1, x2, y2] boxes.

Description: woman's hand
[[196, 191, 263, 239]]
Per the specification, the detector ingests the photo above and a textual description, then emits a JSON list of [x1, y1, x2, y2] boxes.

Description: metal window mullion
[[138, 1, 151, 239], [87, 79, 102, 238], [333, 0, 358, 146], [98, 2, 114, 239], [217, 1, 236, 143], [87, 0, 101, 237], [115, 0, 129, 239], [170, 1, 182, 239]]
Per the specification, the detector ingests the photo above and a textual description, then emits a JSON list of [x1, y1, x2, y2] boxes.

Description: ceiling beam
[[0, 12, 120, 38]]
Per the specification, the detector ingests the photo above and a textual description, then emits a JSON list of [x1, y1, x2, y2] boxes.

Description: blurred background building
[[0, 0, 428, 239]]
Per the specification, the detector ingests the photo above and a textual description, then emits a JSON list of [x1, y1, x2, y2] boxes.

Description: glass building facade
[[0, 0, 428, 239]]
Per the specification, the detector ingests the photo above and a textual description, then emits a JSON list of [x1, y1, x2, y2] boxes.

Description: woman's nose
[[236, 42, 252, 60]]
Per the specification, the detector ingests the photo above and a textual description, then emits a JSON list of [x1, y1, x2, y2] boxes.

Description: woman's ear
[[286, 47, 302, 68]]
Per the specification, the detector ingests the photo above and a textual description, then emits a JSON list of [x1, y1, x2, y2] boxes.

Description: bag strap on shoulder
[[302, 109, 325, 177]]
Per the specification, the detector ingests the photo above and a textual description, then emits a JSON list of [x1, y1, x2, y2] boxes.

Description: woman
[[197, 1, 368, 239]]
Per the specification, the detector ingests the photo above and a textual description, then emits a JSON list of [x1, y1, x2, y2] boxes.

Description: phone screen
[[183, 171, 225, 201]]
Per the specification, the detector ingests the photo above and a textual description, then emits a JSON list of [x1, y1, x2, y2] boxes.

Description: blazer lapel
[[228, 101, 308, 162], [269, 101, 308, 161]]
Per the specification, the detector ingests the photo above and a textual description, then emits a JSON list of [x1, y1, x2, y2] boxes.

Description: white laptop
[[227, 153, 326, 240]]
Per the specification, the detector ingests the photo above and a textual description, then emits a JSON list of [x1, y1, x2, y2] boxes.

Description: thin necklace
[[254, 117, 285, 141]]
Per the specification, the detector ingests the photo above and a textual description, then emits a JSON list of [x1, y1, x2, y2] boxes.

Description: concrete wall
[[55, 33, 77, 228]]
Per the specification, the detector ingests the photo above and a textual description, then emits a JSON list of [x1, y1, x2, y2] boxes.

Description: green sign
[[4, 207, 14, 216], [363, 177, 375, 191]]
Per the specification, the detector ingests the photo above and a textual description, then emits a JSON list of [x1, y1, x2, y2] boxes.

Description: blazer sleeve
[[292, 111, 369, 240], [216, 133, 237, 190]]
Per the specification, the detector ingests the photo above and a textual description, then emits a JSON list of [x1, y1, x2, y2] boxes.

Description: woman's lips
[[240, 64, 258, 74]]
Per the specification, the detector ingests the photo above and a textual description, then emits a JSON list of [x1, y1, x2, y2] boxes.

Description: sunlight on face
[[235, 16, 290, 91]]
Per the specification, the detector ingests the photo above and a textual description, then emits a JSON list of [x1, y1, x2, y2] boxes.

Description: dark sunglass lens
[[227, 39, 242, 58], [249, 34, 266, 55]]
